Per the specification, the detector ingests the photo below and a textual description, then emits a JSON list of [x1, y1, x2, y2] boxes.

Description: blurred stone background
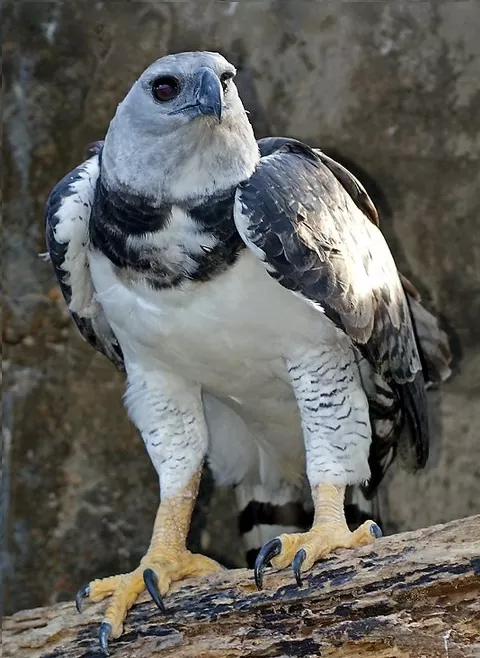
[[3, 0, 479, 616]]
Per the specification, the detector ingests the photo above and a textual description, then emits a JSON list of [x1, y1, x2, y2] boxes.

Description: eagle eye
[[152, 76, 180, 102], [220, 70, 234, 92]]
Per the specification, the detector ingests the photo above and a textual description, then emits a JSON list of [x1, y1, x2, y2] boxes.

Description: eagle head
[[101, 51, 259, 205]]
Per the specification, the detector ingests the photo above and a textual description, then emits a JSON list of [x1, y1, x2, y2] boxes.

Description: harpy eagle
[[45, 51, 451, 653]]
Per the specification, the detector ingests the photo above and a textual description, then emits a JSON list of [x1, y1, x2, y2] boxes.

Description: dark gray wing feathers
[[238, 138, 430, 491], [258, 137, 380, 226], [239, 140, 420, 382]]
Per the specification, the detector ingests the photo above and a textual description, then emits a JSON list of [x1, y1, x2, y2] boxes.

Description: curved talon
[[99, 621, 112, 656], [254, 537, 282, 590], [75, 583, 90, 614], [370, 522, 383, 538], [143, 568, 166, 614], [292, 548, 306, 587]]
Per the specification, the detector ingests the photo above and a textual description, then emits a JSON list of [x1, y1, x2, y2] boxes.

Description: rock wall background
[[3, 0, 479, 615]]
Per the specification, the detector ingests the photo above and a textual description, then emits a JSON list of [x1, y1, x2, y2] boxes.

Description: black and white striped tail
[[235, 484, 311, 567]]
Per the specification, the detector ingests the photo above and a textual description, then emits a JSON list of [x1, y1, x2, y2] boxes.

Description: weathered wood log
[[4, 516, 480, 658]]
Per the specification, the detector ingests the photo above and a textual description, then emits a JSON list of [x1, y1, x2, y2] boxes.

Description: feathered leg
[[255, 346, 381, 588], [82, 468, 221, 652], [76, 369, 222, 655]]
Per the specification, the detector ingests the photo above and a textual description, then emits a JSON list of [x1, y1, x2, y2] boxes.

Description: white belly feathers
[[88, 248, 340, 390], [88, 248, 361, 487]]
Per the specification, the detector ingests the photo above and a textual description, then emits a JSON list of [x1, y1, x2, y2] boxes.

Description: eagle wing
[[44, 152, 124, 370], [235, 138, 429, 493], [257, 138, 451, 387]]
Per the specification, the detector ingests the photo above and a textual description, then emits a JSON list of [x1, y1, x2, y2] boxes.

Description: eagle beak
[[194, 68, 223, 123]]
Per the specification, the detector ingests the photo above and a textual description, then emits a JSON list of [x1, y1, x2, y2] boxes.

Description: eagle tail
[[398, 371, 430, 470], [235, 484, 312, 567], [407, 294, 452, 386]]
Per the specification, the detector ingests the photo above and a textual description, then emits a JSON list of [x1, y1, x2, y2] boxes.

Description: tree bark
[[3, 516, 480, 658]]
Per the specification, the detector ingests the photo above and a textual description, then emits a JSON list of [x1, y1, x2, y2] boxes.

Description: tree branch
[[3, 516, 480, 658]]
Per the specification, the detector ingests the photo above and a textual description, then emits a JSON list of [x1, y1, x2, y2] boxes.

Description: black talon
[[254, 537, 282, 590], [370, 522, 383, 538], [292, 548, 306, 587], [99, 621, 112, 656], [143, 568, 166, 614], [75, 583, 90, 614]]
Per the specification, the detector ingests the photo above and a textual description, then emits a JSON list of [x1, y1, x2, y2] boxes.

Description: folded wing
[[235, 138, 433, 493], [44, 152, 124, 370]]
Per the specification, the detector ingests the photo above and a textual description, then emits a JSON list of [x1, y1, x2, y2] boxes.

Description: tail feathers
[[398, 371, 430, 470], [243, 522, 307, 568], [235, 483, 312, 567], [403, 285, 452, 386]]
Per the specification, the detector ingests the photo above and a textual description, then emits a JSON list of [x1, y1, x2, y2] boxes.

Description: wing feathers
[[46, 158, 98, 316], [236, 139, 420, 383], [314, 149, 380, 227], [236, 138, 430, 490], [406, 294, 452, 385], [45, 154, 124, 370]]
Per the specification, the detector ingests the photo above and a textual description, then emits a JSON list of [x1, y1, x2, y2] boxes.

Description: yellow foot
[[76, 550, 222, 655], [254, 520, 382, 589]]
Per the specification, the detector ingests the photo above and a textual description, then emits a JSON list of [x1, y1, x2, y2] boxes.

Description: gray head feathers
[[102, 51, 259, 206]]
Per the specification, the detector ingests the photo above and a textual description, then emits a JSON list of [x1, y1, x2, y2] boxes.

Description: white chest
[[88, 249, 340, 391]]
